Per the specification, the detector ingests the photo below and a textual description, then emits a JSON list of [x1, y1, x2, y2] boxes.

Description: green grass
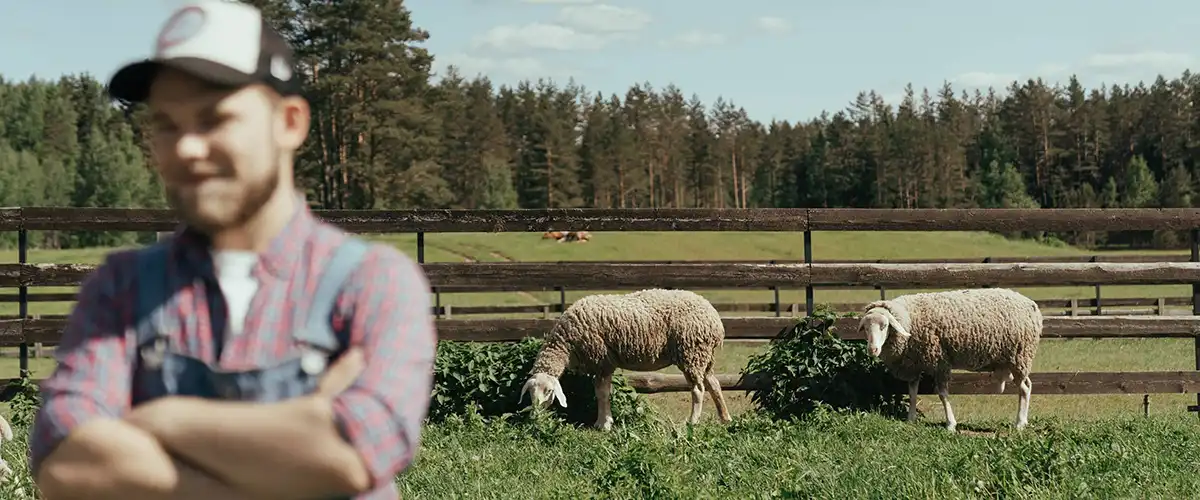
[[4, 411, 1198, 499], [401, 412, 1200, 499]]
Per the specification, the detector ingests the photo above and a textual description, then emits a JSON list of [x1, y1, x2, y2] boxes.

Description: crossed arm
[[31, 249, 437, 500]]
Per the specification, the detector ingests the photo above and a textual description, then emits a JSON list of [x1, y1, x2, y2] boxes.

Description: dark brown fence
[[2, 207, 1200, 406]]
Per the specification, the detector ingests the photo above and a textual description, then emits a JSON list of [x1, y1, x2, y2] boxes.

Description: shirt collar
[[170, 195, 317, 280]]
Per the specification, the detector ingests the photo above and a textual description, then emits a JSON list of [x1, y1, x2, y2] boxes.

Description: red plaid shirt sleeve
[[29, 254, 133, 475], [331, 245, 436, 488]]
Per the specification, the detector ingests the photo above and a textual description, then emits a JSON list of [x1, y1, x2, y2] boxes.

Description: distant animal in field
[[541, 230, 592, 243]]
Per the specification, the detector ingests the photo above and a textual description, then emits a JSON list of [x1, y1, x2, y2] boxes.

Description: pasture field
[[2, 230, 1199, 423], [1, 230, 1194, 316]]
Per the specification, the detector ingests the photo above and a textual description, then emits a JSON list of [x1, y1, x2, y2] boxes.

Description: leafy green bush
[[742, 306, 910, 420], [430, 337, 651, 427], [6, 374, 42, 428]]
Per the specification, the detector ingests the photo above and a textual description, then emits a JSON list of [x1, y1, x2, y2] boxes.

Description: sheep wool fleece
[[533, 288, 725, 377], [868, 288, 1043, 382]]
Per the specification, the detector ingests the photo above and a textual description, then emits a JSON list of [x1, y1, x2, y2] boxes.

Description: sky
[[2, 0, 1199, 123]]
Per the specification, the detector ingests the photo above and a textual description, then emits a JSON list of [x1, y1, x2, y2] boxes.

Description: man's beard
[[167, 149, 282, 234]]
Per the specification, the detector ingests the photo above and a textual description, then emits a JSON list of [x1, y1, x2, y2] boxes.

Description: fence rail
[[623, 371, 1200, 395], [2, 296, 1191, 319], [4, 262, 1200, 289], [4, 316, 1197, 346], [2, 207, 1200, 412]]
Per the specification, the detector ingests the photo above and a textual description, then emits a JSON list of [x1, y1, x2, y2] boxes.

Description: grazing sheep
[[519, 288, 731, 430], [858, 288, 1043, 432]]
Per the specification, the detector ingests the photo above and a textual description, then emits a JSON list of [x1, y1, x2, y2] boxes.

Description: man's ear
[[273, 93, 310, 149]]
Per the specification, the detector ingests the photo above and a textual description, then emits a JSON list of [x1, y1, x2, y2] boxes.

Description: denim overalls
[[130, 237, 369, 499]]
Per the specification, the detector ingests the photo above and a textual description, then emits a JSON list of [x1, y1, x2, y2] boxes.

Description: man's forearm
[[35, 418, 262, 500], [128, 395, 368, 499]]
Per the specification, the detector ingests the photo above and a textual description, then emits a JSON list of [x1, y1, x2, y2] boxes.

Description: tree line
[[0, 0, 1196, 248]]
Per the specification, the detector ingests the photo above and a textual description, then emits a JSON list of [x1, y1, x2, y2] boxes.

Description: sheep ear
[[519, 378, 534, 404], [881, 310, 911, 338], [552, 379, 568, 408]]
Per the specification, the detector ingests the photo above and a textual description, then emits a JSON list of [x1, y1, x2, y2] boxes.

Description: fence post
[[803, 230, 813, 316], [1091, 255, 1102, 317], [1189, 230, 1200, 418], [17, 228, 28, 378], [769, 260, 780, 317]]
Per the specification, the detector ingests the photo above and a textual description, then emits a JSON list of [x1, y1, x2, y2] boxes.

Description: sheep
[[519, 288, 732, 430], [0, 414, 12, 483], [857, 288, 1042, 432]]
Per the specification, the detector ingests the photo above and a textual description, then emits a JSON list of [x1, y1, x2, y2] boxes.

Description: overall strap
[[134, 243, 172, 346], [295, 237, 371, 351]]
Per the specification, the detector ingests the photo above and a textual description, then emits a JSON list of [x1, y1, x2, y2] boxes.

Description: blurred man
[[28, 2, 436, 499]]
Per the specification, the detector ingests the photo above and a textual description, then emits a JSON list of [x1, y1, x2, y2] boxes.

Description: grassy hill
[[1, 230, 1195, 424]]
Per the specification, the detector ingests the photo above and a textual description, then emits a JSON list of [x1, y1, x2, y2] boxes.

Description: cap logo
[[270, 55, 292, 81], [157, 6, 207, 51]]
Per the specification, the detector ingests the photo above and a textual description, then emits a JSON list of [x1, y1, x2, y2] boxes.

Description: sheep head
[[520, 372, 567, 409], [860, 301, 911, 357]]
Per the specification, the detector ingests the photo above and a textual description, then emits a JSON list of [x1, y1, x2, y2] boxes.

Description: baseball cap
[[107, 1, 301, 103]]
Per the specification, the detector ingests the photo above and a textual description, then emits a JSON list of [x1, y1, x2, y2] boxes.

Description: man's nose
[[176, 132, 210, 161]]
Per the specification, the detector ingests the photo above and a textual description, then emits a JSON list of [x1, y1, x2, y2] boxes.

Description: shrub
[[430, 337, 651, 427], [742, 306, 910, 420]]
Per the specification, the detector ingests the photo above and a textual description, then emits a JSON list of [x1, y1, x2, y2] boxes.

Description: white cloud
[[557, 4, 651, 33], [755, 16, 791, 35], [1081, 51, 1194, 73], [521, 0, 593, 3], [435, 52, 574, 81], [660, 30, 726, 49], [472, 23, 609, 52], [951, 71, 1019, 88]]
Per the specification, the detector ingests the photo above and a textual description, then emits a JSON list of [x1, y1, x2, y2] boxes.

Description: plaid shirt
[[29, 202, 437, 497]]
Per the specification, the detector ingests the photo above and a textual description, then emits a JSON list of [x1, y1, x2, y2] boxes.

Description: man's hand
[[317, 347, 366, 397]]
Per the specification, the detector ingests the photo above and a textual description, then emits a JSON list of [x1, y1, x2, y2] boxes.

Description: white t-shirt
[[210, 250, 260, 336]]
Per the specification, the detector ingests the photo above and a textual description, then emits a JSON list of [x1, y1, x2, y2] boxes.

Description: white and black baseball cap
[[107, 1, 301, 103]]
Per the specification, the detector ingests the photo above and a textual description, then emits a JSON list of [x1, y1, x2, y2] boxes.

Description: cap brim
[[106, 57, 257, 104]]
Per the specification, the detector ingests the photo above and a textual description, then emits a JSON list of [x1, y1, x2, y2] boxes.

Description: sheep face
[[520, 372, 567, 409], [860, 307, 911, 357]]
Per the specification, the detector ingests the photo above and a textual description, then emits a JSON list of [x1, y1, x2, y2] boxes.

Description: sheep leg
[[1015, 372, 1032, 430], [704, 372, 732, 423], [683, 371, 705, 425], [907, 379, 920, 423], [593, 372, 614, 431], [992, 369, 1014, 393], [936, 379, 957, 433]]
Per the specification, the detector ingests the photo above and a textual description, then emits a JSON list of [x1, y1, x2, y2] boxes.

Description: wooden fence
[[2, 207, 1200, 410]]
